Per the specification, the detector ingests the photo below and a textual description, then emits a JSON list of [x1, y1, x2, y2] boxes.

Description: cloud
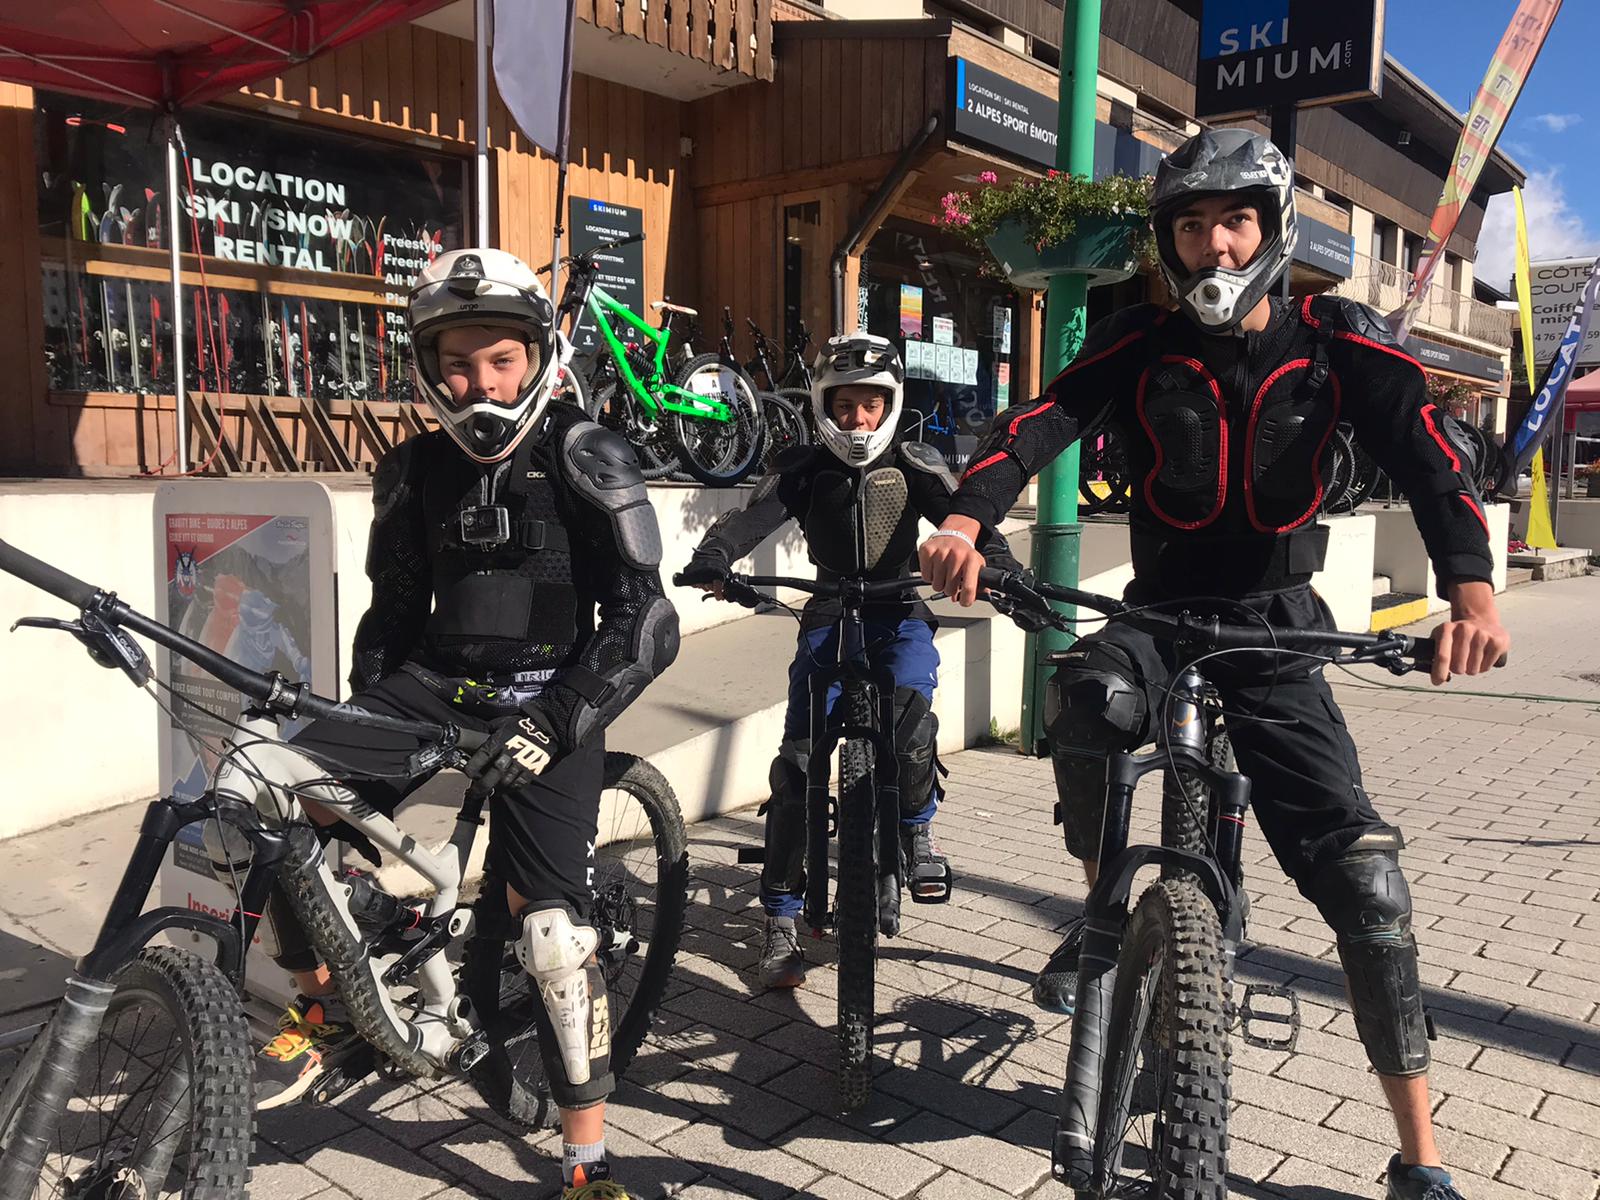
[[1475, 166, 1600, 290], [1532, 113, 1583, 134]]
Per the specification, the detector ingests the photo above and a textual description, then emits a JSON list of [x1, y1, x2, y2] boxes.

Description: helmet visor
[[818, 341, 905, 383]]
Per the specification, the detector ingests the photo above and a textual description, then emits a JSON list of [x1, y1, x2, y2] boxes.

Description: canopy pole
[[475, 0, 491, 246], [166, 117, 189, 473]]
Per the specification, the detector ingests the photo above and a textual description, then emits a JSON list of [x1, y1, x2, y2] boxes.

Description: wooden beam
[[694, 150, 904, 208], [299, 399, 357, 471], [244, 396, 302, 472]]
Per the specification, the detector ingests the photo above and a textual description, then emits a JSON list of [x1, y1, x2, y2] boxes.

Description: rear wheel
[[835, 683, 879, 1112], [1091, 879, 1230, 1199], [670, 354, 766, 486], [757, 391, 809, 473], [1321, 425, 1357, 514], [588, 378, 682, 480], [460, 752, 688, 1129], [0, 948, 253, 1200]]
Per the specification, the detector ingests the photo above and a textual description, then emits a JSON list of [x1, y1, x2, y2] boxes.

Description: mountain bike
[[744, 316, 814, 422], [980, 568, 1438, 1200], [1079, 430, 1133, 517], [0, 538, 687, 1200], [716, 308, 808, 473], [550, 234, 765, 486], [672, 570, 936, 1112]]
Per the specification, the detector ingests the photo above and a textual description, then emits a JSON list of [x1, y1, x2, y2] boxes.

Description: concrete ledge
[[1508, 546, 1594, 581]]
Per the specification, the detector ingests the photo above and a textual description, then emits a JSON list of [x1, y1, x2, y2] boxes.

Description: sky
[[1382, 3, 1600, 291]]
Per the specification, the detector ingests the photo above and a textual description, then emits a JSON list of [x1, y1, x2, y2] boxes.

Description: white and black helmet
[[810, 333, 905, 467], [1149, 129, 1298, 333], [409, 248, 560, 463]]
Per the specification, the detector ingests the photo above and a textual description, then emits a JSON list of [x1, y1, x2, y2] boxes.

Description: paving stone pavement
[[4, 575, 1600, 1198]]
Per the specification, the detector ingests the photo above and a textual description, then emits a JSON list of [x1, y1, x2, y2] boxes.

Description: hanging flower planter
[[941, 169, 1156, 292], [982, 212, 1147, 291]]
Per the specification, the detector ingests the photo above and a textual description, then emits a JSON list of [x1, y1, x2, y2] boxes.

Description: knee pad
[[1044, 642, 1149, 759], [761, 740, 810, 896], [893, 688, 939, 816], [517, 906, 613, 1105], [1302, 831, 1429, 1076]]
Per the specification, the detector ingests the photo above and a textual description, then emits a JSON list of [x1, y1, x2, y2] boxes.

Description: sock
[[563, 1139, 606, 1186]]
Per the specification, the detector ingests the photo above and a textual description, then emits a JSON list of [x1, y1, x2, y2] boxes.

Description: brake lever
[[13, 612, 151, 686]]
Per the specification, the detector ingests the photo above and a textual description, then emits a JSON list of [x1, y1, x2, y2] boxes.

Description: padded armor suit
[[948, 298, 1490, 1078]]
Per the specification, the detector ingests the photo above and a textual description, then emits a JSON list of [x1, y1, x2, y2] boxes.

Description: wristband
[[927, 529, 977, 552]]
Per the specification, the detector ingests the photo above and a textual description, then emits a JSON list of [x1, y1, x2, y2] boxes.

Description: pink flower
[[1047, 169, 1060, 179], [979, 170, 999, 184]]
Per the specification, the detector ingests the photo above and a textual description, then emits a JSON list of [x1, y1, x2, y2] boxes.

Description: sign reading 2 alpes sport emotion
[[950, 58, 1059, 171], [568, 196, 645, 355], [1196, 0, 1386, 119]]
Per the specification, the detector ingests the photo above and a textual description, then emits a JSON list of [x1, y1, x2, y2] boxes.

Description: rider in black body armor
[[254, 248, 676, 1200], [920, 131, 1511, 1200], [680, 334, 1027, 988]]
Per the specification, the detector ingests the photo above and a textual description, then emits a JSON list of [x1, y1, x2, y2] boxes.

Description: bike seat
[[651, 300, 698, 318]]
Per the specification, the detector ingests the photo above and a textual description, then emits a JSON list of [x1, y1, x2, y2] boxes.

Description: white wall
[[1372, 502, 1512, 616]]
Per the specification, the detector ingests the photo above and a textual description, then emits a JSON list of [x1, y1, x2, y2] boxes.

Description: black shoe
[[1382, 1155, 1467, 1200], [900, 822, 952, 903], [756, 916, 805, 989], [1033, 917, 1085, 1015]]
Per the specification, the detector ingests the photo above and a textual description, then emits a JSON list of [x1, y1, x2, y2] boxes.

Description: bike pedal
[[307, 1043, 378, 1106], [1239, 983, 1301, 1051], [908, 864, 952, 905]]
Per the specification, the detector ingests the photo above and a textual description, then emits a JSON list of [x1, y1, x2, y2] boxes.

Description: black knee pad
[[1051, 753, 1109, 860], [1044, 642, 1149, 757], [761, 739, 809, 895], [1302, 829, 1429, 1076], [893, 687, 939, 816]]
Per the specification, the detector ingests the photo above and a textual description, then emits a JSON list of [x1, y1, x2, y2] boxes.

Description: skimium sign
[[1195, 0, 1385, 120]]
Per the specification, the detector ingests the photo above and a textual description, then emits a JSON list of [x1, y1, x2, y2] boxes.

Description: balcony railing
[[1329, 252, 1513, 348], [582, 0, 774, 81]]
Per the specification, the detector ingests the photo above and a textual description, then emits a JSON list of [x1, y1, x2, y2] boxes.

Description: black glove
[[464, 707, 560, 794], [677, 553, 730, 588]]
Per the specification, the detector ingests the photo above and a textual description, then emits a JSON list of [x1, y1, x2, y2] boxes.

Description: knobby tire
[[835, 683, 878, 1112]]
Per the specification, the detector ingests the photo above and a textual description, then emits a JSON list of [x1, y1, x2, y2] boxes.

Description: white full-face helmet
[[409, 248, 560, 463], [810, 333, 906, 467]]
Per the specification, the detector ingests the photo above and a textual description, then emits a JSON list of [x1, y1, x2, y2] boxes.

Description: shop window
[[36, 92, 466, 403], [859, 217, 1018, 472]]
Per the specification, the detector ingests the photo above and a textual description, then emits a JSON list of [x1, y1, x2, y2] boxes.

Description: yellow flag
[[1526, 448, 1559, 548], [1513, 187, 1539, 393]]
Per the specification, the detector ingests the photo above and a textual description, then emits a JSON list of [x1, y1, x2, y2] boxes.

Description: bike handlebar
[[672, 570, 923, 611], [0, 536, 470, 746], [541, 231, 645, 275]]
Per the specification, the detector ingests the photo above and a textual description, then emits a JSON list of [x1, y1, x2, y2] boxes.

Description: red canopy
[[0, 1, 456, 111], [1564, 369, 1600, 421]]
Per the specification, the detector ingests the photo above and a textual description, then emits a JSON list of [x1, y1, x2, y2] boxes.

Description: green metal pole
[[1019, 0, 1102, 756]]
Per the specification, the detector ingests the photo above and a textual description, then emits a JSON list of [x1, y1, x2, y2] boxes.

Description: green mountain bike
[[551, 234, 765, 486]]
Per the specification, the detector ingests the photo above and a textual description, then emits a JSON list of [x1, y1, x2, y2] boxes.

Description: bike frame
[[799, 611, 904, 934], [583, 283, 733, 423]]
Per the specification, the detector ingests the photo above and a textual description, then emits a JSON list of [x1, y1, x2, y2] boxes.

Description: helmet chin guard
[[409, 248, 561, 463]]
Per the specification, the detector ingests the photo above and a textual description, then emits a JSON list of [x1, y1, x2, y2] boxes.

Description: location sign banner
[[1391, 0, 1562, 345]]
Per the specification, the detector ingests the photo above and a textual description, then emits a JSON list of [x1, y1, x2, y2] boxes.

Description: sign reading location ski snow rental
[[1195, 0, 1385, 119], [568, 196, 646, 355]]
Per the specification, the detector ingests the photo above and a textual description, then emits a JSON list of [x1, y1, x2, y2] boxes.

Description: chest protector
[[420, 433, 581, 650], [1127, 315, 1338, 536], [805, 463, 918, 578]]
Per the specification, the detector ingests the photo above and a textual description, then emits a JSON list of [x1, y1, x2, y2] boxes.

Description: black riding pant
[[1049, 584, 1387, 886], [289, 668, 604, 912]]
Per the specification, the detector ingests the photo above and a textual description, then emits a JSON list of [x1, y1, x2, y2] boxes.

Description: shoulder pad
[[560, 421, 662, 570], [898, 440, 958, 490], [1309, 296, 1400, 346], [563, 421, 646, 490]]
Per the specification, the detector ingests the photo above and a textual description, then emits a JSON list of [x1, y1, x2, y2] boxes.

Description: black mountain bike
[[673, 570, 934, 1111], [0, 538, 687, 1200], [981, 568, 1438, 1199], [717, 308, 809, 473]]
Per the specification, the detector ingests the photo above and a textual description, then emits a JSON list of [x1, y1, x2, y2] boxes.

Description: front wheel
[[835, 683, 879, 1112], [1089, 878, 1230, 1199], [0, 948, 253, 1200], [670, 354, 766, 487], [459, 752, 688, 1129]]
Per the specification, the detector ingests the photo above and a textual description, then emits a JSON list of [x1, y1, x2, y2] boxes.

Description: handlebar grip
[[0, 538, 99, 608]]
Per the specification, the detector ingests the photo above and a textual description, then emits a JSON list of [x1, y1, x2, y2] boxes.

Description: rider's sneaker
[[756, 915, 806, 989], [255, 994, 359, 1110], [1033, 917, 1085, 1015], [564, 1161, 630, 1199], [1382, 1156, 1467, 1200], [900, 822, 953, 903]]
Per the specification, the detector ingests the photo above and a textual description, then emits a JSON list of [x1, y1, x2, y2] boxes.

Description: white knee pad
[[517, 906, 600, 1086]]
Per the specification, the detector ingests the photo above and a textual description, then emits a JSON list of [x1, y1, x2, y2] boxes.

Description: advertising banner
[[568, 196, 646, 356], [1501, 254, 1600, 491], [156, 481, 337, 1007], [1195, 0, 1385, 119], [1528, 256, 1600, 369]]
